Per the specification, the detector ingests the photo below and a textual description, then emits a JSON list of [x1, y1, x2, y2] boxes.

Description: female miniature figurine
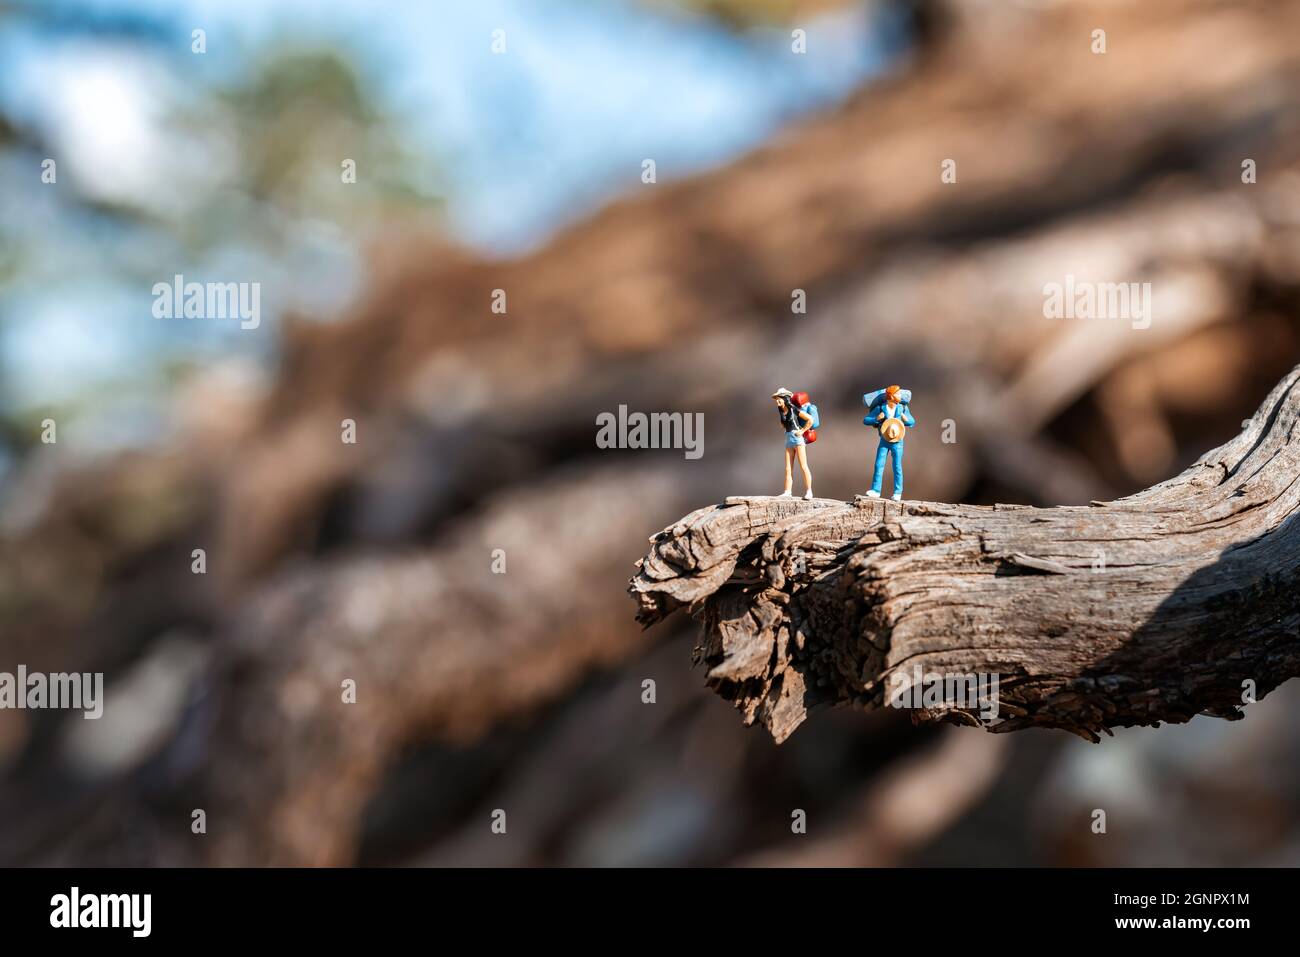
[[863, 385, 915, 501], [772, 388, 815, 500]]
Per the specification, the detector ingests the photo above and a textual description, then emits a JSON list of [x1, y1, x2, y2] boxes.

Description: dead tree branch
[[631, 367, 1300, 743]]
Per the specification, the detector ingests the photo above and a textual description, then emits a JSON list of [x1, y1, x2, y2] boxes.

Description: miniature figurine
[[863, 385, 915, 501], [772, 387, 818, 500]]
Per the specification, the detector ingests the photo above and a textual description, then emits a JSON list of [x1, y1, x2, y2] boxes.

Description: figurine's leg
[[870, 443, 888, 494], [795, 443, 813, 498], [782, 445, 795, 495], [891, 443, 904, 498], [795, 443, 812, 492]]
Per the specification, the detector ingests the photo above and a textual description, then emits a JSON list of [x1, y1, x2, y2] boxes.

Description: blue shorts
[[785, 431, 805, 448]]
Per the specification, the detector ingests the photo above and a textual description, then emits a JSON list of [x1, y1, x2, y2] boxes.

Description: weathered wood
[[631, 366, 1300, 743]]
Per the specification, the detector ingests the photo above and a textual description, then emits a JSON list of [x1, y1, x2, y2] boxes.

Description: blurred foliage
[[206, 49, 442, 228], [0, 23, 443, 445], [649, 0, 853, 28]]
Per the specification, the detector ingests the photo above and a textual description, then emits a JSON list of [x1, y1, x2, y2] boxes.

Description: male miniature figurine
[[863, 385, 915, 501]]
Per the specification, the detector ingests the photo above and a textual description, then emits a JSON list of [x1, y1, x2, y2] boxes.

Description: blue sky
[[4, 0, 895, 249], [0, 0, 899, 418]]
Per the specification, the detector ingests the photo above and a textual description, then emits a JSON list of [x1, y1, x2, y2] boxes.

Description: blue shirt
[[863, 397, 915, 444]]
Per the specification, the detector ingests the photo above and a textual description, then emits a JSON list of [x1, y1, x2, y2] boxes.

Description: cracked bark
[[630, 366, 1300, 744]]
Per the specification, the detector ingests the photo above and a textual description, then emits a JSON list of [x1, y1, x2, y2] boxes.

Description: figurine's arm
[[795, 409, 814, 434], [900, 405, 916, 428]]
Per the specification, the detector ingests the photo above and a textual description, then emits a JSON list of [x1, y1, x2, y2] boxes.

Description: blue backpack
[[801, 402, 820, 429], [864, 387, 912, 412], [863, 388, 911, 426]]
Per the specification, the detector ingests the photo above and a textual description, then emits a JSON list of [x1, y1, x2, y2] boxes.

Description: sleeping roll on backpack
[[791, 391, 820, 443]]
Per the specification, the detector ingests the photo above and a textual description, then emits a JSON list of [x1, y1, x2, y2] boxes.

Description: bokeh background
[[2, 0, 1300, 866]]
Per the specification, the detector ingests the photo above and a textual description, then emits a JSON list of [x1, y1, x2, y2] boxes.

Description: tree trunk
[[631, 366, 1300, 743]]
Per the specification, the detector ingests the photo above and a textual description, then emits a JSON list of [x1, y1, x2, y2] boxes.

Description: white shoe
[[778, 490, 792, 497], [891, 493, 902, 501], [803, 490, 814, 500], [865, 490, 880, 498]]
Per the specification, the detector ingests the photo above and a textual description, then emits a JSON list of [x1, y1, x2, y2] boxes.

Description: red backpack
[[792, 391, 819, 443]]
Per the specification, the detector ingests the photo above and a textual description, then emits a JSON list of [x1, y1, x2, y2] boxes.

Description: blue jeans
[[872, 441, 904, 496]]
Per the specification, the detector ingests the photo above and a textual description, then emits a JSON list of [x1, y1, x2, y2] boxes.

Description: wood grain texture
[[631, 366, 1300, 743]]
